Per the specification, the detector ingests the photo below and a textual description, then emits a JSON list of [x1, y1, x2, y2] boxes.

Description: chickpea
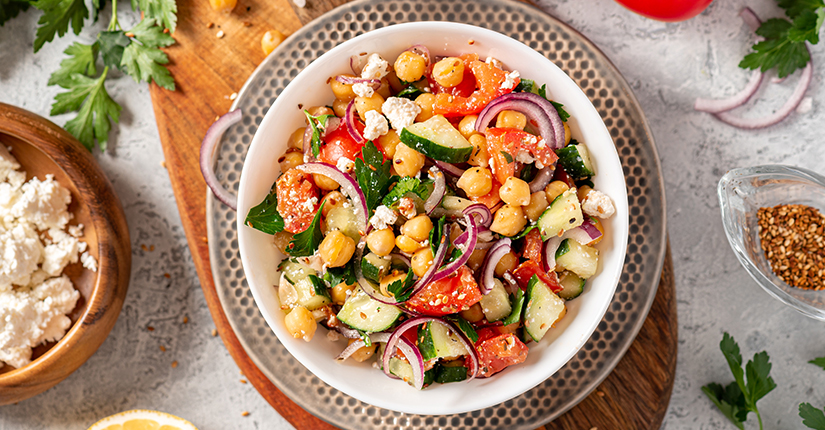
[[577, 185, 593, 202], [320, 191, 346, 217], [524, 191, 549, 222], [395, 234, 423, 254], [394, 51, 427, 82], [366, 228, 395, 257], [278, 150, 303, 172], [331, 282, 355, 305], [377, 130, 401, 158], [287, 127, 305, 150], [494, 251, 518, 276], [459, 303, 485, 323], [273, 231, 294, 254], [261, 30, 285, 56], [209, 0, 236, 13], [331, 75, 357, 101], [432, 57, 465, 88], [313, 174, 339, 191], [355, 93, 385, 121], [377, 79, 392, 99], [414, 93, 436, 122], [318, 230, 356, 267], [563, 121, 572, 146], [467, 134, 489, 167], [380, 271, 408, 297], [347, 338, 379, 362], [284, 306, 317, 342], [401, 214, 433, 242], [457, 167, 493, 198], [458, 115, 478, 139], [499, 177, 531, 206], [490, 205, 527, 237], [393, 143, 425, 177], [496, 110, 527, 130], [332, 98, 349, 117], [411, 247, 434, 277], [545, 180, 570, 203], [306, 105, 334, 119], [466, 248, 488, 272]]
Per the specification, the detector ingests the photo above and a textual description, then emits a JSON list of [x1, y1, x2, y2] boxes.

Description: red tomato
[[512, 260, 562, 293], [319, 121, 366, 165], [276, 169, 320, 233], [485, 128, 558, 185], [433, 55, 518, 117], [613, 0, 713, 22], [474, 331, 528, 378], [430, 68, 477, 98], [522, 229, 543, 265], [405, 266, 482, 316]]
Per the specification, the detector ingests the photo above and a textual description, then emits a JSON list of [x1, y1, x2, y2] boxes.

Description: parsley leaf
[[800, 403, 825, 430], [324, 259, 357, 287], [131, 0, 177, 32], [810, 356, 825, 369], [502, 288, 525, 326], [307, 274, 331, 300], [1, 0, 30, 27], [51, 67, 121, 151], [500, 150, 514, 163], [47, 42, 98, 86], [701, 382, 748, 429], [382, 176, 431, 207], [244, 182, 285, 235], [98, 30, 131, 70], [550, 100, 571, 122], [779, 0, 825, 19], [788, 9, 822, 43], [287, 201, 325, 257], [32, 0, 88, 52], [355, 140, 397, 215], [397, 83, 423, 100], [121, 18, 176, 90], [514, 78, 536, 93], [387, 269, 414, 301], [303, 110, 335, 158], [445, 315, 479, 343], [430, 215, 446, 256]]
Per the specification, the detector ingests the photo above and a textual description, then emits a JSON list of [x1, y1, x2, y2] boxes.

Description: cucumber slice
[[279, 260, 330, 310], [479, 279, 512, 322], [537, 188, 583, 239], [361, 252, 391, 283], [558, 271, 586, 300], [417, 321, 467, 361], [556, 143, 595, 180], [388, 356, 436, 388], [434, 361, 468, 383], [324, 205, 361, 241], [524, 275, 567, 342], [399, 115, 473, 163], [337, 286, 402, 332], [555, 238, 599, 279]]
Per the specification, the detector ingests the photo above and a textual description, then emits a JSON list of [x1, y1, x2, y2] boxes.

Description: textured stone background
[[2, 0, 825, 429]]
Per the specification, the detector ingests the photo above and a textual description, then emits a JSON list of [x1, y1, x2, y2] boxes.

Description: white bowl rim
[[237, 21, 629, 415]]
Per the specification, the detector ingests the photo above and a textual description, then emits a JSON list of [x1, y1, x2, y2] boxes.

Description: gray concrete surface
[[2, 0, 825, 429]]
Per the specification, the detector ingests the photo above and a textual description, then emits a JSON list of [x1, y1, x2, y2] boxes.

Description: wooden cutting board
[[149, 0, 678, 428]]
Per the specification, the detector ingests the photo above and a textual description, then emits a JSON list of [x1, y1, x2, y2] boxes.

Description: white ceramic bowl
[[237, 22, 628, 415]]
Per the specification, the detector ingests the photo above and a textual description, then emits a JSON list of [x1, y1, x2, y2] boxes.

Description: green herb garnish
[[303, 110, 336, 158], [355, 141, 397, 214], [387, 270, 415, 302], [287, 201, 326, 257], [244, 181, 285, 235]]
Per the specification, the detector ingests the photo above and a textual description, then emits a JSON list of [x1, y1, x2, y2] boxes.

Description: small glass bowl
[[718, 165, 825, 320]]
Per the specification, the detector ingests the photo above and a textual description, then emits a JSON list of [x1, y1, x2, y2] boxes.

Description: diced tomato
[[474, 331, 528, 378], [394, 328, 420, 361], [318, 121, 365, 165], [433, 54, 518, 117], [512, 260, 562, 293], [485, 128, 560, 185], [276, 169, 320, 233], [470, 178, 501, 209], [430, 68, 477, 98], [405, 266, 482, 316], [522, 229, 543, 265]]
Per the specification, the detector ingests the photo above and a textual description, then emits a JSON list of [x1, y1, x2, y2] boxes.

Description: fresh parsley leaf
[[788, 9, 822, 43], [32, 0, 88, 52], [324, 259, 357, 287], [382, 176, 431, 207], [745, 351, 776, 405], [387, 269, 414, 301], [503, 288, 525, 326], [448, 247, 463, 263], [778, 0, 825, 19], [51, 67, 121, 151], [355, 140, 396, 215], [90, 0, 104, 21], [800, 403, 825, 430], [550, 100, 571, 122], [810, 356, 825, 369], [445, 315, 479, 343], [307, 274, 331, 300], [817, 8, 825, 34], [500, 150, 514, 164], [47, 42, 98, 86], [1, 0, 30, 27], [701, 382, 748, 429], [359, 330, 372, 347], [98, 30, 131, 70], [244, 182, 285, 235], [520, 163, 536, 182], [430, 216, 446, 256], [514, 78, 536, 93], [287, 201, 325, 257], [131, 0, 176, 32], [397, 83, 423, 100], [740, 14, 817, 78], [303, 110, 335, 158], [121, 18, 176, 90], [512, 224, 536, 240]]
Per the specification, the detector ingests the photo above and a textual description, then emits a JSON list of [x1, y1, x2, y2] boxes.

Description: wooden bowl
[[0, 103, 131, 404]]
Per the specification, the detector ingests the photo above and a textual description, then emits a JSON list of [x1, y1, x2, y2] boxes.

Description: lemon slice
[[87, 409, 198, 430]]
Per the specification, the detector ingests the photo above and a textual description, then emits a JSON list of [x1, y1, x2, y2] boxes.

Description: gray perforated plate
[[206, 0, 666, 428]]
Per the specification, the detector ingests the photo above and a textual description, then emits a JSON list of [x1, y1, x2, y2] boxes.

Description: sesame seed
[[758, 204, 825, 290], [216, 30, 225, 38], [241, 411, 250, 417], [171, 361, 178, 368]]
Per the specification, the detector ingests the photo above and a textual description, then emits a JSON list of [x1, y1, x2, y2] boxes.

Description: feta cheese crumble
[[381, 97, 421, 131], [336, 157, 355, 174], [581, 190, 615, 219], [501, 70, 520, 90], [352, 82, 374, 98], [369, 205, 397, 230], [361, 53, 389, 80], [363, 110, 389, 141]]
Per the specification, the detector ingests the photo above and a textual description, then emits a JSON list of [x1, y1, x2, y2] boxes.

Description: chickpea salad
[[241, 45, 617, 390]]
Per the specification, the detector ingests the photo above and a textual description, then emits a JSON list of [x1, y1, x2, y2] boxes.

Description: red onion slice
[[336, 332, 392, 361], [429, 214, 478, 285], [434, 161, 465, 177], [462, 203, 492, 228], [350, 53, 368, 75], [542, 236, 563, 272], [296, 162, 368, 234], [200, 109, 243, 210], [380, 336, 425, 386], [739, 6, 762, 32], [529, 165, 554, 193], [479, 238, 512, 295], [406, 228, 450, 299], [565, 217, 603, 245], [335, 75, 381, 88], [475, 92, 565, 150], [344, 100, 365, 144], [425, 167, 446, 214], [694, 70, 764, 114]]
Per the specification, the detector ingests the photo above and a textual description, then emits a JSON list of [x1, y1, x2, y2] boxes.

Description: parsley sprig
[[354, 141, 397, 215], [287, 201, 325, 257], [3, 0, 177, 150], [740, 0, 825, 78]]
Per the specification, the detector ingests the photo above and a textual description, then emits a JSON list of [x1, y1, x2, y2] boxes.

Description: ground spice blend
[[757, 204, 825, 290]]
